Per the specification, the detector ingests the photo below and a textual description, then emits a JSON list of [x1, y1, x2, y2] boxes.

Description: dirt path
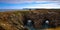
[[44, 27, 60, 30]]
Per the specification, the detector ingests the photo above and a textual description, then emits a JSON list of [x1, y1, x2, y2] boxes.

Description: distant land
[[0, 8, 60, 12]]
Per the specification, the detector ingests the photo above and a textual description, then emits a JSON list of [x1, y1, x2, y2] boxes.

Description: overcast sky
[[0, 0, 60, 9]]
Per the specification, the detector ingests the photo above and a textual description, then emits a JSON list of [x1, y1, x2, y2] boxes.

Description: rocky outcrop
[[25, 10, 60, 28]]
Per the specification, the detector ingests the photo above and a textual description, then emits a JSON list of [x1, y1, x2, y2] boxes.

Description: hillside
[[0, 9, 60, 30]]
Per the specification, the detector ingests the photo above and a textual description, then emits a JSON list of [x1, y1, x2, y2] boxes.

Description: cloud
[[23, 3, 60, 9], [0, 0, 60, 9], [1, 3, 60, 9], [0, 0, 60, 4]]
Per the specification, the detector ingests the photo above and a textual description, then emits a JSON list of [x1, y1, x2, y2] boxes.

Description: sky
[[0, 0, 60, 9]]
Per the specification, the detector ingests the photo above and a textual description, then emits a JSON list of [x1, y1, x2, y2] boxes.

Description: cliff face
[[0, 9, 60, 30]]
